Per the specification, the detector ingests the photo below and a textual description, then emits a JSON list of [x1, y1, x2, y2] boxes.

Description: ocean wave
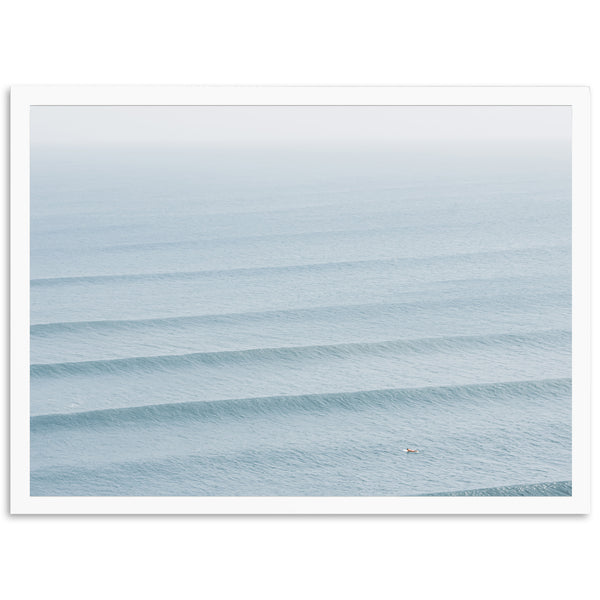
[[71, 223, 437, 253], [30, 291, 571, 336], [31, 377, 571, 432], [30, 257, 393, 286], [422, 480, 572, 496], [30, 244, 569, 287], [30, 329, 570, 378]]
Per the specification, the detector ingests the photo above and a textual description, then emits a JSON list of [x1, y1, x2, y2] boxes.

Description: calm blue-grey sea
[[30, 143, 572, 496]]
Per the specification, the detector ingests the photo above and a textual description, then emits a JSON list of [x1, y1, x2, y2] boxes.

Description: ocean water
[[30, 143, 572, 496]]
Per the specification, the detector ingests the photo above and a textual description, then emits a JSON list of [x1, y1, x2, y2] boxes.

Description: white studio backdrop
[[1, 1, 597, 599]]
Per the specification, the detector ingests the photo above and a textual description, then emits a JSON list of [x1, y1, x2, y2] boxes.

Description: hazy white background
[[2, 2, 597, 600], [31, 105, 571, 146]]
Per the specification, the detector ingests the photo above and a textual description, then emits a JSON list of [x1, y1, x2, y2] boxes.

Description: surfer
[[406, 448, 418, 453]]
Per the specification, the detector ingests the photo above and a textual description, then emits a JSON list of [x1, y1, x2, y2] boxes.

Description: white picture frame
[[11, 86, 591, 514]]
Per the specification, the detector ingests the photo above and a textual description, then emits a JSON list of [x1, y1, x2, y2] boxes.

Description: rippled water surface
[[30, 143, 572, 496]]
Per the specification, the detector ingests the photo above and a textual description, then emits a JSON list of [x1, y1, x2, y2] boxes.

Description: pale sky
[[30, 105, 571, 146]]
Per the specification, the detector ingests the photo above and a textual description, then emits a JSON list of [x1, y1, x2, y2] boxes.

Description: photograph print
[[26, 98, 575, 504]]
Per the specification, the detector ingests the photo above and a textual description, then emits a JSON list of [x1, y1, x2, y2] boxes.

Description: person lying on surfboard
[[406, 448, 418, 453]]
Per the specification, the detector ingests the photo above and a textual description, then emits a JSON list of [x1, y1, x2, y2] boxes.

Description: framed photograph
[[10, 86, 590, 514]]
